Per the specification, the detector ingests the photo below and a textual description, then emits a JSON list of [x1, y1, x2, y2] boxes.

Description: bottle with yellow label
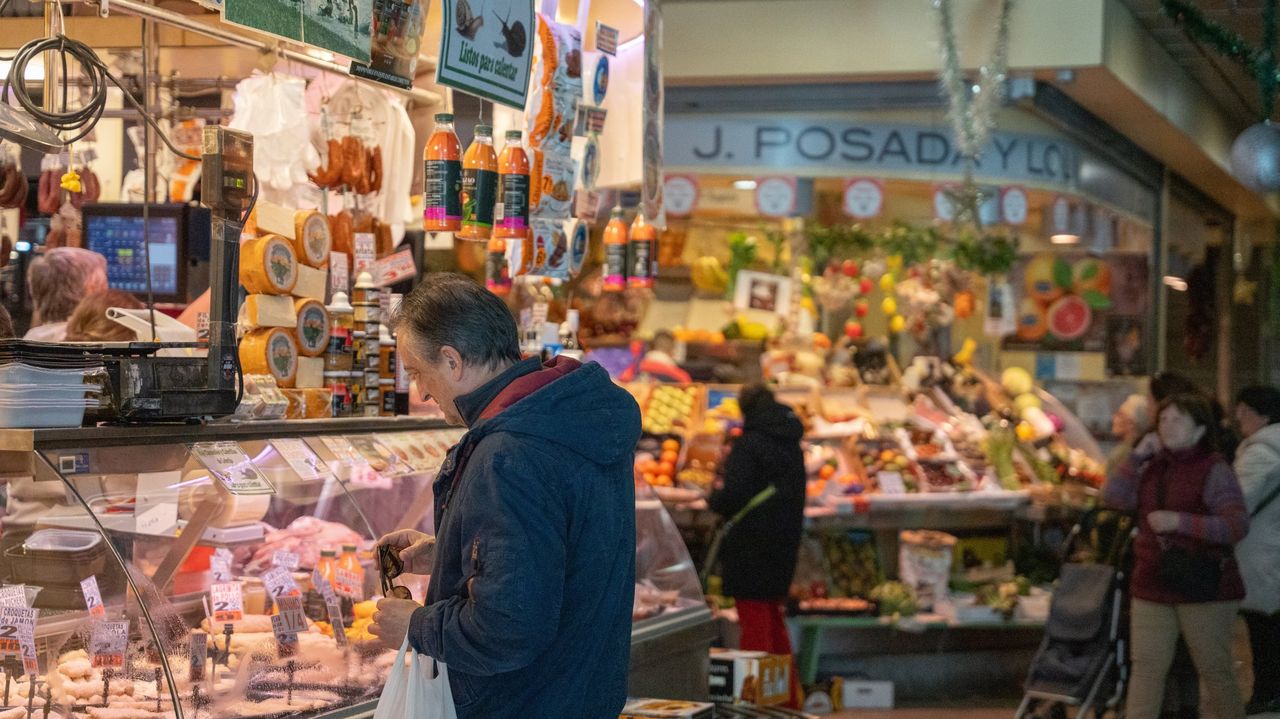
[[459, 125, 498, 241]]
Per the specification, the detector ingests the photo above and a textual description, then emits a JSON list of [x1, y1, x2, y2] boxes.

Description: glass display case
[[0, 417, 714, 719]]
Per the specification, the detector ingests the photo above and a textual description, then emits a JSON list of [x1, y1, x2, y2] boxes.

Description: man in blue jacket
[[369, 273, 641, 718]]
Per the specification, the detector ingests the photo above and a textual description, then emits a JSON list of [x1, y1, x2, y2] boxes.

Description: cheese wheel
[[293, 264, 328, 301], [177, 472, 271, 527], [241, 235, 298, 295], [241, 294, 297, 329], [294, 211, 332, 268], [293, 298, 331, 357], [239, 328, 299, 388]]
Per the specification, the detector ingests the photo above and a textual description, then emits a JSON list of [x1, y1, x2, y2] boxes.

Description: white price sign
[[842, 178, 884, 219], [271, 614, 300, 649], [191, 442, 276, 496], [334, 568, 363, 600], [209, 582, 244, 623], [330, 251, 350, 295], [876, 471, 907, 495], [271, 438, 332, 482], [273, 596, 308, 635], [353, 233, 377, 275], [81, 576, 106, 619], [211, 549, 234, 583], [311, 570, 336, 602], [89, 620, 128, 668], [754, 176, 798, 218], [0, 606, 37, 674], [272, 551, 300, 571], [326, 600, 347, 647], [261, 567, 300, 600], [0, 586, 29, 609]]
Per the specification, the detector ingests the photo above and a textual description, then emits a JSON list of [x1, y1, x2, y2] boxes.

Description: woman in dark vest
[[1104, 393, 1250, 719]]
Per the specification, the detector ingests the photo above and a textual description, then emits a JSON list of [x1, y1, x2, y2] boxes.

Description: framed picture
[[733, 270, 793, 315]]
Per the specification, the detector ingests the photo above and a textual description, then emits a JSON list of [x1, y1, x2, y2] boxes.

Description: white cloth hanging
[[229, 72, 321, 208]]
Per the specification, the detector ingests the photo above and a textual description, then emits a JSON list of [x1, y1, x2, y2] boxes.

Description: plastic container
[[0, 398, 95, 428], [0, 384, 99, 402], [8, 530, 106, 586], [0, 363, 94, 386]]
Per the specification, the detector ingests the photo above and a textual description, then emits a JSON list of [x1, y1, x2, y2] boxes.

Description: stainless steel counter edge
[[0, 417, 455, 452]]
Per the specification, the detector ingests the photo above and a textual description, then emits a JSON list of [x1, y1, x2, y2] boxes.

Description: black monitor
[[82, 203, 188, 304]]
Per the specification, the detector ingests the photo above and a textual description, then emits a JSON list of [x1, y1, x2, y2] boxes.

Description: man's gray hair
[[28, 247, 109, 326]]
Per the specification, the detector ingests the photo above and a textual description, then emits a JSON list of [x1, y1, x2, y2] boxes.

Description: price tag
[[326, 600, 347, 647], [876, 471, 907, 495], [333, 568, 363, 600], [210, 549, 234, 583], [135, 471, 181, 536], [261, 567, 300, 599], [330, 251, 350, 295], [272, 551, 300, 571], [273, 596, 308, 635], [81, 576, 106, 619], [595, 22, 618, 55], [271, 438, 332, 482], [353, 233, 377, 275], [0, 586, 29, 609], [372, 249, 417, 287], [578, 106, 607, 134], [271, 614, 300, 649], [0, 607, 36, 657], [574, 190, 601, 220], [210, 582, 244, 623], [349, 436, 402, 475], [189, 633, 207, 680], [89, 620, 128, 668], [191, 442, 276, 496]]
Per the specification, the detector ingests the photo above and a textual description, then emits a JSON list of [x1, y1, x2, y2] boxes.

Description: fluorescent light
[[733, 180, 757, 190], [1050, 234, 1079, 245], [1163, 276, 1188, 291]]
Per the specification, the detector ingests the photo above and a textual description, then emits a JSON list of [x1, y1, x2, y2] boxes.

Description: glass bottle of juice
[[337, 544, 364, 596], [459, 125, 498, 241], [628, 213, 657, 289], [305, 549, 338, 621], [494, 131, 530, 241], [423, 113, 462, 232], [602, 206, 628, 292], [485, 237, 512, 296]]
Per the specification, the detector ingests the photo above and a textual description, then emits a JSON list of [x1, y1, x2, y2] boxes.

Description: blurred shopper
[[0, 306, 15, 340], [64, 290, 144, 342], [1108, 394, 1152, 475], [1105, 394, 1249, 719], [23, 247, 108, 342], [1232, 385, 1280, 715], [709, 384, 806, 706]]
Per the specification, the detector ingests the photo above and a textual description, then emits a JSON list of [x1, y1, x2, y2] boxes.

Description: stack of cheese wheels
[[293, 298, 331, 357], [242, 235, 299, 295], [240, 327, 299, 387]]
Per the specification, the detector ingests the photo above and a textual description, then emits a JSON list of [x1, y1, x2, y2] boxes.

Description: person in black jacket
[[709, 384, 806, 704]]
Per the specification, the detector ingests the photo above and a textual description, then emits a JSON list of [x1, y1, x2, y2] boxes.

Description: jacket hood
[[743, 398, 804, 442], [1241, 422, 1280, 455], [472, 358, 642, 466]]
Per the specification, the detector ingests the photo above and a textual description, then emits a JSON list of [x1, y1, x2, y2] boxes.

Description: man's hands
[[369, 597, 419, 651], [378, 529, 436, 575]]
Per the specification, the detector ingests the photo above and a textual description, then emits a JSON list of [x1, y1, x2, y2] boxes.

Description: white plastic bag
[[374, 637, 458, 719]]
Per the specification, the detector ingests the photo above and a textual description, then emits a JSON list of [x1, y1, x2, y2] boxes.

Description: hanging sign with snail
[[437, 0, 535, 110]]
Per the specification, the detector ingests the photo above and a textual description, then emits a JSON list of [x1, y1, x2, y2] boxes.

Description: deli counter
[[0, 418, 714, 719]]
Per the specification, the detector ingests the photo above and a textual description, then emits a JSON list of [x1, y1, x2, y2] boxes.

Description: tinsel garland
[[933, 0, 1016, 163], [1160, 0, 1279, 119], [804, 221, 1018, 277]]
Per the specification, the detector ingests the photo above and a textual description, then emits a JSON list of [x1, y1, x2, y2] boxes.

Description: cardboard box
[[709, 649, 792, 706], [839, 679, 894, 709], [620, 699, 715, 719]]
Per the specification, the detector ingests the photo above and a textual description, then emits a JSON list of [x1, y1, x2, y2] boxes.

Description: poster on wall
[[349, 0, 426, 89], [641, 0, 665, 228], [224, 0, 372, 62], [1002, 252, 1149, 354], [436, 0, 535, 109]]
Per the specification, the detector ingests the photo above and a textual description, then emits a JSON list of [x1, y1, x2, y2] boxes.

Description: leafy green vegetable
[[870, 581, 918, 617], [1053, 258, 1074, 291]]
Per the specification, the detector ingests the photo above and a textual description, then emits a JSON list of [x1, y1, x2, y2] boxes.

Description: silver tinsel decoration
[[933, 0, 1015, 166], [1229, 121, 1280, 193]]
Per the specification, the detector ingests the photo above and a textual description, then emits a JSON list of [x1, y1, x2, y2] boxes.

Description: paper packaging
[[840, 679, 894, 709], [619, 699, 714, 719], [707, 649, 791, 706]]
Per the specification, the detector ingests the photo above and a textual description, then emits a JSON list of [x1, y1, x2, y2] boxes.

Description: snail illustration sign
[[437, 0, 535, 109], [224, 0, 371, 62]]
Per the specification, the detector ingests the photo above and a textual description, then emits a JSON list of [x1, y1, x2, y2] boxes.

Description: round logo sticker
[[593, 56, 609, 105], [568, 221, 589, 277]]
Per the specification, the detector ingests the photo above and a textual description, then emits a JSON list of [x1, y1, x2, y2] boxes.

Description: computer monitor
[[83, 203, 188, 304]]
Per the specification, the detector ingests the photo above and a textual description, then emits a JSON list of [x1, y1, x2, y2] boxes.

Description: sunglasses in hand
[[378, 543, 413, 600]]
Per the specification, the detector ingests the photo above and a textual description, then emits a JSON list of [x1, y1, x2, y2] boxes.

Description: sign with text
[[271, 438, 332, 482], [192, 442, 276, 495], [81, 576, 106, 619], [210, 582, 244, 623], [437, 0, 535, 109], [594, 22, 618, 55], [89, 620, 128, 668]]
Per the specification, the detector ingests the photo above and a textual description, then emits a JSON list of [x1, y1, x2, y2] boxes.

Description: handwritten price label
[[211, 549, 234, 583], [273, 596, 307, 634], [81, 576, 106, 619], [0, 607, 37, 666], [0, 586, 28, 609], [272, 551, 300, 571], [271, 614, 300, 650], [209, 582, 244, 623], [333, 568, 363, 600], [261, 567, 300, 599], [326, 600, 347, 647]]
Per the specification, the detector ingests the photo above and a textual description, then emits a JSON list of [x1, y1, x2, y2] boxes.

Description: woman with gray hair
[[1108, 393, 1151, 475], [24, 247, 108, 342]]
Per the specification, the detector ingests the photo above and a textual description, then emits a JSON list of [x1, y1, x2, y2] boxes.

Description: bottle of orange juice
[[628, 213, 657, 289], [485, 236, 512, 296], [602, 206, 628, 292], [337, 544, 364, 597], [494, 131, 530, 240], [459, 125, 498, 241], [315, 549, 337, 585], [423, 113, 462, 232]]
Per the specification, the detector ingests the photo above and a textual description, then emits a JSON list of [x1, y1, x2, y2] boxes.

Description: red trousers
[[735, 599, 802, 708]]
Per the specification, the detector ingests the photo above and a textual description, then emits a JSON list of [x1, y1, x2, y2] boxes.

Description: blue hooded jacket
[[408, 356, 641, 718]]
